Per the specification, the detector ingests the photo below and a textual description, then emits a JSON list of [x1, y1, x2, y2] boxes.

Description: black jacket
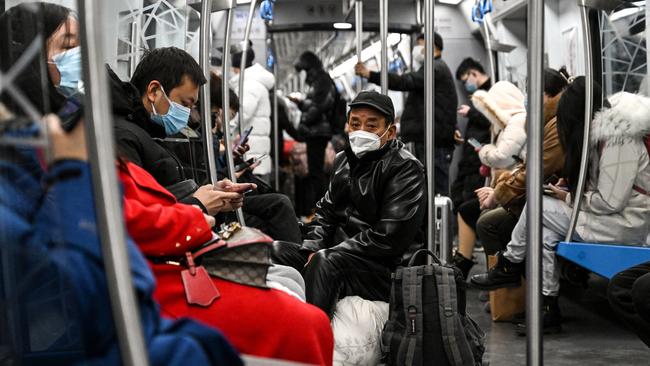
[[450, 79, 492, 208], [108, 67, 205, 209], [368, 57, 457, 147], [297, 68, 336, 139], [301, 139, 427, 268]]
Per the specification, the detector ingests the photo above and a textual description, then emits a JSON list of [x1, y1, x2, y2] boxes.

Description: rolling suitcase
[[433, 195, 454, 264]]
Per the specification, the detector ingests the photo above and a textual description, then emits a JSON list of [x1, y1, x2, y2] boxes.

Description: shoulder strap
[[402, 267, 423, 365], [436, 265, 470, 366]]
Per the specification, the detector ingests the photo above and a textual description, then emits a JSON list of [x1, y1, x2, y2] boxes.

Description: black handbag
[[165, 179, 199, 202]]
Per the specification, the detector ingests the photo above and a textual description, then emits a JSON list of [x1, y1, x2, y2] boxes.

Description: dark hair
[[231, 48, 255, 69], [130, 47, 207, 96], [434, 32, 443, 51], [0, 2, 71, 116], [294, 51, 323, 72], [544, 67, 570, 97], [455, 58, 485, 80], [416, 33, 424, 41], [556, 76, 607, 197], [210, 72, 239, 112]]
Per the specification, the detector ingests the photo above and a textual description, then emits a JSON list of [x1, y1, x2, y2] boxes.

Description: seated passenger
[[475, 68, 569, 257], [608, 261, 650, 347], [471, 77, 650, 334], [109, 49, 301, 242], [272, 91, 427, 317], [452, 81, 527, 278], [117, 160, 334, 365], [0, 4, 240, 364]]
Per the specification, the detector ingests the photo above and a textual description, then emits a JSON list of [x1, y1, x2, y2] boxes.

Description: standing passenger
[[354, 32, 457, 195]]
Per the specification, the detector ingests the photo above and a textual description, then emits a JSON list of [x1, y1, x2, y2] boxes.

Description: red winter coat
[[118, 162, 334, 365]]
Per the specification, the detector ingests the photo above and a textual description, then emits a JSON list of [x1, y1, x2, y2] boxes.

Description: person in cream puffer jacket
[[471, 81, 527, 170]]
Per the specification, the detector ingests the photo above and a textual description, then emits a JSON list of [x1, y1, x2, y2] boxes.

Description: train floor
[[465, 252, 650, 365]]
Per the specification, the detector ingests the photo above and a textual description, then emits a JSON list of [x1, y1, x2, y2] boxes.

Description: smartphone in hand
[[467, 137, 482, 150], [57, 98, 84, 132], [235, 126, 254, 148]]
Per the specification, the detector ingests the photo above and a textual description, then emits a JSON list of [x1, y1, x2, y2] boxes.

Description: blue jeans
[[410, 142, 452, 196]]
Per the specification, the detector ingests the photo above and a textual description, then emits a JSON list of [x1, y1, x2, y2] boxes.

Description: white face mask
[[349, 126, 391, 157], [412, 45, 425, 69]]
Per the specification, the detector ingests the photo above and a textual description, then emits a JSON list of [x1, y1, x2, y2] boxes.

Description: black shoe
[[452, 252, 475, 279], [515, 296, 562, 335], [470, 252, 523, 290]]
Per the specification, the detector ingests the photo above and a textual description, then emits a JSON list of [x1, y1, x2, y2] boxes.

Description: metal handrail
[[199, 0, 219, 186], [78, 0, 149, 365], [565, 0, 594, 242], [238, 0, 258, 135], [424, 0, 436, 259], [272, 48, 280, 191], [525, 0, 544, 364], [379, 0, 388, 94], [355, 0, 363, 94]]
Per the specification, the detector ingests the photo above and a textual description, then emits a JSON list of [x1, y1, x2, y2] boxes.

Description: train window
[[600, 2, 647, 95]]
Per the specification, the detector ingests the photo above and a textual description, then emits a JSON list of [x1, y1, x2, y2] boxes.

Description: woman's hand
[[47, 114, 88, 162], [548, 181, 569, 202], [475, 187, 497, 209]]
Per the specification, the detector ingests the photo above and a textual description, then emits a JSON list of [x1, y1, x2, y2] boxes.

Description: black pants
[[242, 193, 301, 243], [412, 142, 453, 196], [295, 138, 329, 216], [272, 241, 392, 317], [607, 261, 650, 347], [475, 207, 520, 256]]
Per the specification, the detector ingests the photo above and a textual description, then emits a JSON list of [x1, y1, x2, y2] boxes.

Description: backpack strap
[[402, 267, 423, 365], [436, 266, 468, 366]]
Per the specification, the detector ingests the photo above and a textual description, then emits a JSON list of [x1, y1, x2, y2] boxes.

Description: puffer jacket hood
[[472, 81, 527, 169], [590, 91, 650, 146], [294, 51, 323, 72], [472, 81, 526, 131]]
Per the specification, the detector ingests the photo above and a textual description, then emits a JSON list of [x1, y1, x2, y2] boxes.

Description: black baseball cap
[[348, 91, 395, 123]]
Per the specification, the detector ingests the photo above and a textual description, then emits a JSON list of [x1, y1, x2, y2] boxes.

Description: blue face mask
[[51, 46, 84, 98], [150, 86, 191, 136], [464, 80, 477, 94]]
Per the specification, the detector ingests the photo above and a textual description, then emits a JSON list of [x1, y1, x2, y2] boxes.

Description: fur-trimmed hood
[[472, 81, 526, 131], [590, 91, 650, 146]]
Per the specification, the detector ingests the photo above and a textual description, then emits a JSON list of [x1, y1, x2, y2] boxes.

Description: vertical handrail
[[221, 3, 246, 224], [272, 51, 280, 191], [565, 0, 594, 242], [379, 0, 388, 94], [424, 0, 436, 256], [645, 2, 650, 96], [78, 0, 149, 365], [238, 0, 258, 135], [482, 14, 496, 82], [199, 0, 219, 185], [355, 0, 363, 94], [525, 0, 544, 364]]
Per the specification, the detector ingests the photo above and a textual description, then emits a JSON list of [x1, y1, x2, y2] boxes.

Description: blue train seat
[[557, 242, 650, 279]]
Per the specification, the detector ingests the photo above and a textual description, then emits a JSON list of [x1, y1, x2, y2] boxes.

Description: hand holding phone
[[57, 98, 84, 132], [235, 126, 254, 148], [467, 137, 482, 151]]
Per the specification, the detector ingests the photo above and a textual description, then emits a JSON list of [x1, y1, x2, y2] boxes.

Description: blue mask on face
[[150, 86, 191, 136], [464, 80, 477, 94], [51, 46, 84, 98]]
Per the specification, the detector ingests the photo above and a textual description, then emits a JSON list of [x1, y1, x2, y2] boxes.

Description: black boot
[[452, 251, 475, 279], [515, 295, 562, 335], [470, 252, 523, 290]]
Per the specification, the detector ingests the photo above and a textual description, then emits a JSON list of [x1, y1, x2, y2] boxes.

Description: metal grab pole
[[482, 14, 496, 83], [199, 0, 219, 185], [79, 1, 149, 365], [424, 0, 435, 257], [355, 0, 363, 94], [221, 4, 246, 224], [272, 55, 280, 191], [526, 0, 544, 364], [379, 0, 388, 94], [646, 2, 650, 96], [238, 0, 258, 135], [565, 0, 593, 242]]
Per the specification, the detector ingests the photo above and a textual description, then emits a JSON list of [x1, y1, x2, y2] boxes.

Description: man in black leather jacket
[[273, 91, 427, 317]]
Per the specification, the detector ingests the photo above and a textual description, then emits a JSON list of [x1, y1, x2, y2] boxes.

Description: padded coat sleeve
[[368, 70, 424, 92], [479, 114, 527, 168]]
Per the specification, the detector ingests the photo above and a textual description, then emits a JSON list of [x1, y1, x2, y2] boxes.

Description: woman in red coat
[[118, 161, 334, 365]]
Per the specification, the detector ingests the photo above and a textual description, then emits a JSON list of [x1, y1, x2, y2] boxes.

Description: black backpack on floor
[[382, 249, 485, 366]]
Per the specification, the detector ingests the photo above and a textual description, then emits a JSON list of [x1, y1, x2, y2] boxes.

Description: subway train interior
[[2, 0, 650, 365]]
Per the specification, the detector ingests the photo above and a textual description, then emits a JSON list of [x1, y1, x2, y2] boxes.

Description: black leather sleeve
[[301, 187, 339, 253], [331, 160, 427, 258]]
